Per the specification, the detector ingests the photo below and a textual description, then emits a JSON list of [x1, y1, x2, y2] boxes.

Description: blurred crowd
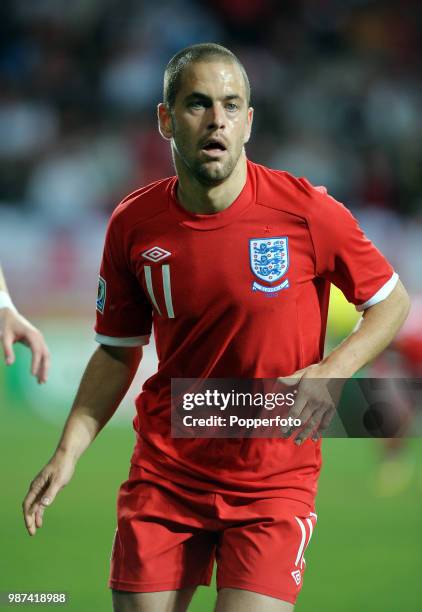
[[0, 0, 421, 310]]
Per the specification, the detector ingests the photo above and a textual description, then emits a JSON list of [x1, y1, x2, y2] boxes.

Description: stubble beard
[[191, 155, 237, 185], [172, 133, 242, 186]]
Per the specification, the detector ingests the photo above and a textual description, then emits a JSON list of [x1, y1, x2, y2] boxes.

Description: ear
[[243, 106, 254, 145], [157, 103, 173, 140]]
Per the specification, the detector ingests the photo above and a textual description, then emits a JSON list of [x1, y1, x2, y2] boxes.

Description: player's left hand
[[0, 307, 50, 384], [278, 364, 345, 445]]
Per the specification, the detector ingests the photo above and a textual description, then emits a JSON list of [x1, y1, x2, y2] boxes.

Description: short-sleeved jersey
[[95, 160, 397, 506]]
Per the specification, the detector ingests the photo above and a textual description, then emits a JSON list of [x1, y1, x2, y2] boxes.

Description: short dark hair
[[163, 43, 251, 109]]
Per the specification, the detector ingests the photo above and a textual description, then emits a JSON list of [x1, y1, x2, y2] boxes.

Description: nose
[[206, 102, 226, 130]]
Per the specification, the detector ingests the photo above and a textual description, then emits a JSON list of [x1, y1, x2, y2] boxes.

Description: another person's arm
[[22, 343, 142, 536], [0, 265, 50, 383]]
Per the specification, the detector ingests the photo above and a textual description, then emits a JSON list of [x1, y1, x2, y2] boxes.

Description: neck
[[174, 150, 248, 214]]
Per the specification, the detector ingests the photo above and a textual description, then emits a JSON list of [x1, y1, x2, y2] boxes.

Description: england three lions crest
[[249, 237, 289, 294]]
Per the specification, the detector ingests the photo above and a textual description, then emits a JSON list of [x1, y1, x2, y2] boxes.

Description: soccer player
[[0, 264, 50, 383], [22, 44, 410, 611]]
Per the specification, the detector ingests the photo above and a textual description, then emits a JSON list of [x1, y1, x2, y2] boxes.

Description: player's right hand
[[22, 452, 75, 536]]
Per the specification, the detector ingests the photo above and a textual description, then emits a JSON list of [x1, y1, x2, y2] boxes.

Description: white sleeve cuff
[[356, 272, 399, 312], [95, 333, 150, 347], [0, 291, 17, 311]]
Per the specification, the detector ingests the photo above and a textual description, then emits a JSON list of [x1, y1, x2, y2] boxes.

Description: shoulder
[[110, 175, 175, 229], [250, 160, 346, 221]]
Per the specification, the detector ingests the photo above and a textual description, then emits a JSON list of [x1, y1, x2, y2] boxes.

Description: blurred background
[[0, 0, 421, 610]]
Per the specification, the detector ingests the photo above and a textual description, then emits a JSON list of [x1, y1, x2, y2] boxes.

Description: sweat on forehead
[[179, 61, 246, 97], [163, 44, 251, 108]]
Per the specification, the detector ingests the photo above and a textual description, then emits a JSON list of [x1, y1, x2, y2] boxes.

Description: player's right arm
[[22, 343, 142, 536]]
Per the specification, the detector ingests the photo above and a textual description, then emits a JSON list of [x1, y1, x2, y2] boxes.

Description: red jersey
[[95, 160, 396, 506]]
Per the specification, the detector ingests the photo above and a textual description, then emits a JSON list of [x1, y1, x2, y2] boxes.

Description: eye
[[188, 101, 205, 110], [225, 102, 239, 112]]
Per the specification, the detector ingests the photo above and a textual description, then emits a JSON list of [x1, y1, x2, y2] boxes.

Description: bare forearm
[[55, 344, 142, 462], [321, 280, 410, 378]]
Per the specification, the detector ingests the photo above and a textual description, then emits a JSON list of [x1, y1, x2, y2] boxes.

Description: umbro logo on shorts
[[142, 246, 171, 262], [290, 512, 317, 587], [291, 570, 301, 586]]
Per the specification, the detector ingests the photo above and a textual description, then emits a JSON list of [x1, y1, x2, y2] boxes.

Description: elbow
[[363, 278, 410, 330], [389, 279, 411, 332], [397, 280, 411, 324]]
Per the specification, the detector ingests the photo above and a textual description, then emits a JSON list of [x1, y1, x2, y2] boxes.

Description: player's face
[[160, 61, 253, 185]]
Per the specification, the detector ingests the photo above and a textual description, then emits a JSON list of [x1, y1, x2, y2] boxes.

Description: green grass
[[1, 403, 421, 611]]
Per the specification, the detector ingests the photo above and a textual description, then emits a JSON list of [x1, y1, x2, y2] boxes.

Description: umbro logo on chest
[[141, 246, 172, 262], [141, 246, 174, 318]]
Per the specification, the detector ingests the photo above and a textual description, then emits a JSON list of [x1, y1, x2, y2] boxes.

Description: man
[[23, 43, 410, 611], [0, 264, 50, 383]]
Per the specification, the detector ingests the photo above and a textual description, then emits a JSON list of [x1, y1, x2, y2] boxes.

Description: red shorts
[[109, 466, 317, 605]]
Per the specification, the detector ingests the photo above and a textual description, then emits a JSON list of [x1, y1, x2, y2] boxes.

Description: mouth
[[200, 139, 227, 158]]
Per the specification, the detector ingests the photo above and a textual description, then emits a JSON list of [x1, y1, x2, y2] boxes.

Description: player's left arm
[[0, 264, 50, 383], [285, 280, 410, 444], [320, 279, 410, 378]]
